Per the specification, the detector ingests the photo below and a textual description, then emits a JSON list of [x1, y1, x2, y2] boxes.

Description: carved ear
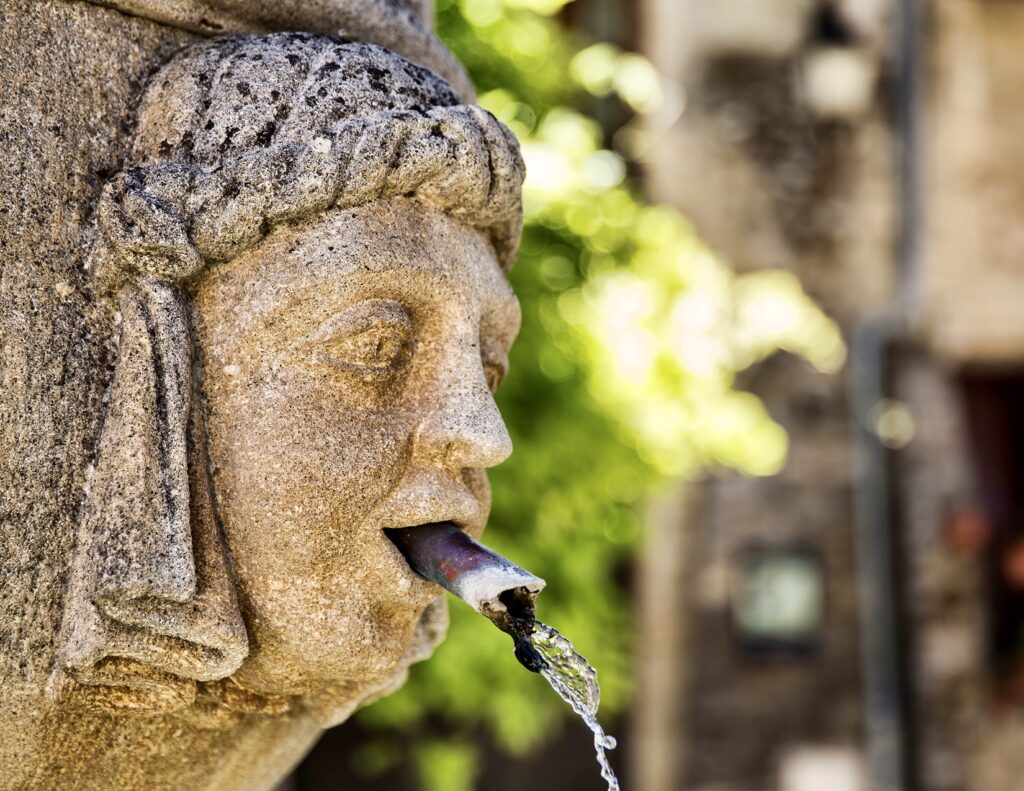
[[57, 280, 248, 710]]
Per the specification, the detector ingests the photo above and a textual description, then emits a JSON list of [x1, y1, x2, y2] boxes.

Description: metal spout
[[384, 522, 546, 634]]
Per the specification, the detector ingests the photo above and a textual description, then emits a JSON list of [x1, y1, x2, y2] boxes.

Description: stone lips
[[385, 522, 546, 615]]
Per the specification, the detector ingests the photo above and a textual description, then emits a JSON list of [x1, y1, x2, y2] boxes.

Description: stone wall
[[0, 3, 194, 780], [0, 0, 193, 696], [634, 0, 1024, 789], [635, 1, 894, 788], [921, 0, 1024, 363], [893, 354, 982, 791]]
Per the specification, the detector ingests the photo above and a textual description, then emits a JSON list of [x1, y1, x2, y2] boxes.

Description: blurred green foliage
[[353, 0, 845, 788]]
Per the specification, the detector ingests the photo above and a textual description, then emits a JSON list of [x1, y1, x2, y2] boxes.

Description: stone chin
[[302, 595, 449, 728]]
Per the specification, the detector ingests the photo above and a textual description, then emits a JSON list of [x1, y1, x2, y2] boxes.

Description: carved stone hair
[[91, 34, 523, 293], [55, 33, 524, 715]]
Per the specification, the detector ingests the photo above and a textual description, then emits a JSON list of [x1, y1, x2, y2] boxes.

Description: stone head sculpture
[[55, 33, 524, 725]]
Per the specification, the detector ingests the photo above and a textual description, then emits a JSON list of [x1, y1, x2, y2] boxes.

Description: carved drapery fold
[[56, 280, 247, 711]]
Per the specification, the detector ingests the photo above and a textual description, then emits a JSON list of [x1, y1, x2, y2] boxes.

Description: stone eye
[[305, 299, 414, 382], [324, 324, 412, 373]]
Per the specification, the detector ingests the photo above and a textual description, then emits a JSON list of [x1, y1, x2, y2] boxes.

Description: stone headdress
[[55, 33, 524, 714]]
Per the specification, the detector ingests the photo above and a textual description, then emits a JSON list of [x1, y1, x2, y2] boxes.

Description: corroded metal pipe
[[384, 521, 545, 640]]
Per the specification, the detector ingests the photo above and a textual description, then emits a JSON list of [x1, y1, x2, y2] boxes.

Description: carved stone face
[[191, 198, 519, 695]]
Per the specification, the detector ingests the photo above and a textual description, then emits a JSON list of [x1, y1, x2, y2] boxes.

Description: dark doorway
[[959, 370, 1024, 703]]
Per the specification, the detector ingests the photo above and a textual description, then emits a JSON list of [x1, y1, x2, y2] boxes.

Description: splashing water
[[382, 524, 618, 790], [528, 622, 620, 791], [492, 594, 619, 791]]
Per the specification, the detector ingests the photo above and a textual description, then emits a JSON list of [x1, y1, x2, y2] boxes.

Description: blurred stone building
[[632, 1, 1024, 790]]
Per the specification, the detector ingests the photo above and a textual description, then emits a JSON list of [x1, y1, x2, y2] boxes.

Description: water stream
[[494, 591, 620, 791], [384, 525, 620, 789]]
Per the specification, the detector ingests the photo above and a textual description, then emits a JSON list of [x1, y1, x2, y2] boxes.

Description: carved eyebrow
[[479, 289, 521, 352], [480, 335, 509, 366]]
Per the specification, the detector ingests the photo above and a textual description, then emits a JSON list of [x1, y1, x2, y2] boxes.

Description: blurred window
[[730, 545, 825, 655]]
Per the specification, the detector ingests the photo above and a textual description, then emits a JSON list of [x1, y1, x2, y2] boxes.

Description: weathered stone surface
[[83, 0, 473, 99], [921, 0, 1024, 363], [0, 2, 194, 783], [1, 12, 524, 791], [0, 0, 193, 704]]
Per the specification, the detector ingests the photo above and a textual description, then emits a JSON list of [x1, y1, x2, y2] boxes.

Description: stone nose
[[413, 378, 513, 471]]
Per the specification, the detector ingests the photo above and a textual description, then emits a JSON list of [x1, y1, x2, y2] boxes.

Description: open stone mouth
[[384, 522, 545, 669], [383, 521, 545, 623]]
